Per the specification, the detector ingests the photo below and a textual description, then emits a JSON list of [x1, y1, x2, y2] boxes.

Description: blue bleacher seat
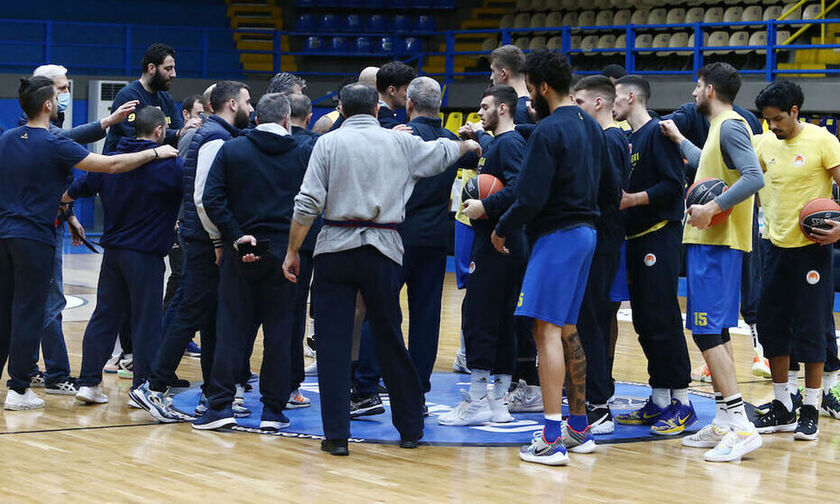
[[354, 37, 374, 53], [320, 14, 339, 31], [330, 37, 350, 52], [392, 15, 412, 32], [404, 37, 423, 52], [415, 15, 435, 32], [343, 14, 363, 32], [821, 117, 839, 136], [297, 14, 316, 31], [363, 0, 386, 8], [305, 36, 326, 52], [366, 15, 387, 32], [379, 36, 395, 52]]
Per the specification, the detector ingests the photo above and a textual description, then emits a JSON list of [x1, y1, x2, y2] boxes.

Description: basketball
[[686, 177, 731, 226], [799, 197, 840, 241], [462, 173, 504, 202]]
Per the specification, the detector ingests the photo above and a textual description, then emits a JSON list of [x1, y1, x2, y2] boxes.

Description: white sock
[[788, 370, 799, 392], [724, 393, 751, 430], [470, 369, 490, 402], [803, 387, 821, 407], [671, 388, 689, 406], [492, 374, 512, 400], [545, 413, 563, 422], [651, 388, 671, 409], [750, 324, 762, 354], [823, 371, 838, 393], [714, 392, 727, 427], [774, 382, 793, 411], [458, 331, 466, 355]]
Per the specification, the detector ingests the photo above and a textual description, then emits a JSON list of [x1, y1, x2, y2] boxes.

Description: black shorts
[[757, 242, 833, 363]]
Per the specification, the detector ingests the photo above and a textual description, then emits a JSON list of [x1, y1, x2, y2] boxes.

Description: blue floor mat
[[172, 373, 719, 446]]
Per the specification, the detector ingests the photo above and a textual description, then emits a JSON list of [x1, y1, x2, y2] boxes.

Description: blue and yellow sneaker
[[650, 399, 697, 436], [519, 430, 570, 466], [614, 397, 666, 425]]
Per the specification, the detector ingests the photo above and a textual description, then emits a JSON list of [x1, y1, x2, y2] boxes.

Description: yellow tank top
[[682, 110, 755, 252]]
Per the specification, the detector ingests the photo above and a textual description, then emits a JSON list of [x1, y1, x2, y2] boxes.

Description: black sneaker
[[350, 393, 385, 419], [587, 404, 614, 435], [30, 371, 45, 388], [793, 405, 820, 441], [756, 389, 802, 415], [45, 377, 79, 396], [754, 399, 797, 434], [165, 377, 191, 389]]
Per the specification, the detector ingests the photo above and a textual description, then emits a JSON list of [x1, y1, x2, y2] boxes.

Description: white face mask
[[57, 92, 71, 112]]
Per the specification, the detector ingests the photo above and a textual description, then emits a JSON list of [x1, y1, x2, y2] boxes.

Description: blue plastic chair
[[343, 14, 363, 32], [820, 117, 839, 136], [305, 36, 325, 52], [415, 15, 435, 32], [379, 36, 395, 52], [320, 14, 339, 31], [297, 14, 316, 31], [404, 37, 423, 53], [331, 37, 350, 52], [392, 15, 412, 32], [354, 37, 374, 53], [367, 14, 387, 32]]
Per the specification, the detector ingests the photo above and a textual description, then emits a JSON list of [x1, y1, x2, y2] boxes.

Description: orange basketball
[[800, 197, 840, 242], [461, 174, 504, 220]]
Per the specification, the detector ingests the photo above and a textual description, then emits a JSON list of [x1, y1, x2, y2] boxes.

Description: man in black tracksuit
[[190, 93, 313, 431]]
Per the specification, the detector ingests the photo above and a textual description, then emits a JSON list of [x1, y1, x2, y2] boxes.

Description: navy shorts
[[757, 242, 833, 363], [609, 242, 630, 302], [454, 221, 474, 290], [685, 244, 743, 335], [515, 226, 596, 327]]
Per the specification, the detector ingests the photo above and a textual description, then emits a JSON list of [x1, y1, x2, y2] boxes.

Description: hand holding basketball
[[685, 200, 722, 230], [461, 199, 486, 220], [808, 219, 840, 245]]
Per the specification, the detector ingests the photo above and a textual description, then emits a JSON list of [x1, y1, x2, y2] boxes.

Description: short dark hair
[[288, 93, 312, 120], [142, 43, 175, 73], [615, 75, 651, 103], [523, 48, 573, 96], [490, 45, 526, 75], [340, 83, 379, 117], [573, 75, 616, 103], [376, 61, 416, 93], [755, 80, 804, 112], [134, 106, 167, 138], [697, 62, 741, 105], [182, 94, 205, 115], [255, 93, 291, 124], [482, 84, 518, 112], [210, 80, 250, 112], [18, 76, 55, 118], [601, 64, 627, 80], [267, 72, 306, 95]]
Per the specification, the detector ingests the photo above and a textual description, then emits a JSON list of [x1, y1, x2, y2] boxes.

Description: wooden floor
[[1, 254, 838, 503]]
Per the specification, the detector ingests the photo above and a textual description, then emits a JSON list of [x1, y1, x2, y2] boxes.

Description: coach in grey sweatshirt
[[283, 83, 481, 455]]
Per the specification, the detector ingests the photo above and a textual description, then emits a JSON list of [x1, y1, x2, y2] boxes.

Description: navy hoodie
[[203, 127, 313, 246], [103, 80, 183, 154], [66, 137, 183, 256]]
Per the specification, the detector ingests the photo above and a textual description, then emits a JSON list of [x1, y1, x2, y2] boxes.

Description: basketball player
[[0, 77, 176, 410], [611, 75, 696, 435], [660, 63, 764, 461], [375, 62, 415, 129], [439, 85, 526, 426], [489, 45, 534, 125], [572, 75, 628, 434], [751, 80, 840, 440], [492, 49, 603, 465]]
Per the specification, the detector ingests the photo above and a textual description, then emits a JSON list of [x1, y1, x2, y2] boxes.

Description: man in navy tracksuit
[[612, 76, 695, 434], [103, 43, 199, 154], [69, 107, 183, 399], [171, 93, 312, 430], [142, 81, 253, 417], [375, 62, 415, 129], [572, 76, 627, 434], [440, 85, 527, 426]]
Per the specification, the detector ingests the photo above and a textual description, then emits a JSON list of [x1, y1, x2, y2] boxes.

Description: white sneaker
[[76, 385, 109, 404], [127, 396, 143, 409], [287, 389, 311, 409], [704, 428, 763, 462], [4, 388, 45, 410], [103, 353, 122, 373], [488, 396, 514, 423], [452, 351, 470, 374], [438, 390, 493, 426], [682, 423, 729, 448], [505, 380, 544, 413], [304, 360, 318, 377]]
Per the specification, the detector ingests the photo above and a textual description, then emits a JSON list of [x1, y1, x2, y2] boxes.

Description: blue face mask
[[57, 92, 71, 112]]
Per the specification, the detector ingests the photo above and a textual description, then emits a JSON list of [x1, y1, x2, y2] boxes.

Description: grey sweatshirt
[[293, 114, 461, 265], [679, 119, 764, 211]]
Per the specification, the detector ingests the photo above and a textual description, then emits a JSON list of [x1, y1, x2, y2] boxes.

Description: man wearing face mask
[[18, 64, 138, 395], [103, 43, 201, 154]]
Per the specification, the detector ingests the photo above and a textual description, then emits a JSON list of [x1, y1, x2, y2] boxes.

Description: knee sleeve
[[693, 332, 726, 352]]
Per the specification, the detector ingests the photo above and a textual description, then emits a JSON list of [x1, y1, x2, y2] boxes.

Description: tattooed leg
[[562, 325, 587, 416]]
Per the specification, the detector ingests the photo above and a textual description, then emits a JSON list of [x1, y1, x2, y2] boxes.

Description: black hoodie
[[203, 126, 314, 246]]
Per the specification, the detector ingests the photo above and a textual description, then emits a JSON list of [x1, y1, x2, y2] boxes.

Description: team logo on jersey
[[643, 253, 656, 267], [806, 270, 820, 285], [468, 261, 476, 274], [794, 154, 805, 168]]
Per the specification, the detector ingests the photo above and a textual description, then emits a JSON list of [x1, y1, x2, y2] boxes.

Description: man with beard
[[131, 81, 254, 422], [660, 63, 764, 461], [611, 75, 696, 436], [492, 49, 604, 465], [103, 43, 202, 154]]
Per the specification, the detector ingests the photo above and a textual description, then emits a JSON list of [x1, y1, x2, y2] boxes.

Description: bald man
[[312, 67, 382, 133]]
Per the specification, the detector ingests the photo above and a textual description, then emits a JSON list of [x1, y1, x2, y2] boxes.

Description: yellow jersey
[[754, 122, 840, 248]]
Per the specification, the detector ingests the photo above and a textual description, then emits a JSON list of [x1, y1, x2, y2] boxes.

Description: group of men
[[2, 39, 840, 466]]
